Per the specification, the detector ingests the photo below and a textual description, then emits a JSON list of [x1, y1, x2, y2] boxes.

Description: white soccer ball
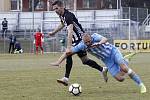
[[69, 83, 82, 96]]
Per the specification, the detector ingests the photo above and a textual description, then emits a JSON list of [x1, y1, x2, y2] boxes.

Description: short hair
[[52, 0, 63, 7], [83, 33, 90, 38]]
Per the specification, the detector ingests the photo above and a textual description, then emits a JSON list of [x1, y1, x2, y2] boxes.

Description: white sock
[[102, 67, 107, 72], [127, 68, 133, 75]]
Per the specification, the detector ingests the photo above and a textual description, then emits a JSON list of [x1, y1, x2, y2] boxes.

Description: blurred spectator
[[34, 28, 44, 55], [8, 32, 16, 53], [59, 37, 66, 52], [14, 41, 23, 54], [35, 0, 45, 10], [2, 18, 8, 38]]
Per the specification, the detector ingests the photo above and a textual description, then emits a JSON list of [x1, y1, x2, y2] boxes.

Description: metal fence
[[121, 7, 148, 23], [0, 8, 150, 53], [41, 19, 141, 52]]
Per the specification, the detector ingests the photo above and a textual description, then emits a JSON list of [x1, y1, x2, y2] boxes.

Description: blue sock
[[130, 73, 142, 85]]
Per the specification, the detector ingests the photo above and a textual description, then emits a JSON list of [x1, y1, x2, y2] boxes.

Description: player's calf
[[82, 59, 103, 72], [126, 68, 147, 93]]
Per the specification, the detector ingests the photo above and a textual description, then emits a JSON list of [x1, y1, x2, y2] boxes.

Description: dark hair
[[37, 28, 41, 32], [52, 0, 63, 7]]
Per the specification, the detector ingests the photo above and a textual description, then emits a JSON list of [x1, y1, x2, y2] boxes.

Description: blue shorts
[[102, 47, 127, 77]]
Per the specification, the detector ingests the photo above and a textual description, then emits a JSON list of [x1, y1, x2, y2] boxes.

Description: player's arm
[[41, 33, 44, 42], [33, 33, 36, 44], [50, 42, 85, 66], [96, 37, 107, 44], [66, 24, 73, 49], [65, 13, 74, 49], [50, 49, 75, 66], [91, 33, 108, 47], [48, 22, 65, 36]]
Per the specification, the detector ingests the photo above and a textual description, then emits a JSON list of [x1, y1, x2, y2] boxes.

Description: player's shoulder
[[64, 9, 75, 17], [65, 9, 73, 14], [73, 40, 86, 51], [91, 33, 101, 37], [75, 40, 85, 47], [80, 40, 87, 48], [91, 33, 104, 41]]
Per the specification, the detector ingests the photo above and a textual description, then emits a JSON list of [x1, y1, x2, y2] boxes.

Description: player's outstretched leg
[[120, 63, 146, 94], [102, 67, 108, 82], [57, 56, 72, 86], [127, 68, 146, 93], [82, 59, 108, 83]]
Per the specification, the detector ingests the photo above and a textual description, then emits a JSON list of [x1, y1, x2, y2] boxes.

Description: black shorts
[[76, 50, 87, 58]]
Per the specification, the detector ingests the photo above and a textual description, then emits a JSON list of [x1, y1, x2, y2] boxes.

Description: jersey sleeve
[[92, 33, 104, 42], [65, 13, 74, 26], [71, 41, 86, 53]]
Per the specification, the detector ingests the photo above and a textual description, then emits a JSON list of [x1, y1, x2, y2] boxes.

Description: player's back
[[88, 33, 113, 59]]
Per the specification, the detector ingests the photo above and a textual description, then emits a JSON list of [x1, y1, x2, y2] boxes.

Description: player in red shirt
[[34, 29, 44, 55]]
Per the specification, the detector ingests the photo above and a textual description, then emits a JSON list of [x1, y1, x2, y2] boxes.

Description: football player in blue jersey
[[51, 33, 146, 94]]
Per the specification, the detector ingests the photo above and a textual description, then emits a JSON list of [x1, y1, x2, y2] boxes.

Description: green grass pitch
[[0, 53, 149, 100]]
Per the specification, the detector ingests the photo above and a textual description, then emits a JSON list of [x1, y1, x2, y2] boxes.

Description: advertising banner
[[114, 40, 150, 52]]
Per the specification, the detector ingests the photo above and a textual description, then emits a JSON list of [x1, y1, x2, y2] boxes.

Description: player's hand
[[50, 62, 60, 67], [41, 38, 44, 42], [66, 48, 72, 56], [90, 43, 100, 48], [33, 40, 35, 44]]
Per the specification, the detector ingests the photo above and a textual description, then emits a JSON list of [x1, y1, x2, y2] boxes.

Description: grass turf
[[0, 53, 149, 100]]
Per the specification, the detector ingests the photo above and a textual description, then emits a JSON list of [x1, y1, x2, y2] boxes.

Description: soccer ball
[[69, 83, 82, 96]]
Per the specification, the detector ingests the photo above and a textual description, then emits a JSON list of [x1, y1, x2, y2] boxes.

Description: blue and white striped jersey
[[71, 33, 114, 59]]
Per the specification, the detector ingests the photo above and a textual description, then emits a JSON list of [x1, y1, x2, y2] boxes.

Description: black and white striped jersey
[[59, 9, 85, 46]]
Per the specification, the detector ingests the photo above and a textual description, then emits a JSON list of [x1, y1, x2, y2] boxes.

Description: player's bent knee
[[118, 78, 125, 82], [82, 60, 88, 65], [81, 58, 90, 65], [81, 58, 89, 63], [120, 64, 128, 73], [115, 76, 125, 82]]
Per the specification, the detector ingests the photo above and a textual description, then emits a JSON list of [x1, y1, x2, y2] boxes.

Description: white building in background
[[0, 0, 22, 12], [0, 0, 150, 12], [0, 0, 10, 12]]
